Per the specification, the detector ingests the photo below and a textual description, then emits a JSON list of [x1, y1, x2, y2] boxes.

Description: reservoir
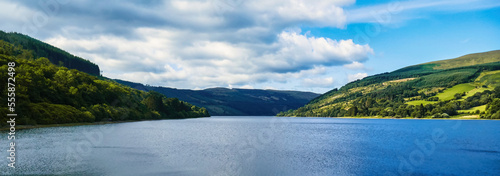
[[2, 116, 499, 175]]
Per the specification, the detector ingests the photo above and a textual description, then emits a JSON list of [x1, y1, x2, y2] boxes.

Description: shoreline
[[0, 116, 209, 131], [2, 115, 497, 131], [281, 114, 498, 120], [0, 121, 131, 131]]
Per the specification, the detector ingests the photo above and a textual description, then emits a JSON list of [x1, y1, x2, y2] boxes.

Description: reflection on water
[[1, 116, 499, 175]]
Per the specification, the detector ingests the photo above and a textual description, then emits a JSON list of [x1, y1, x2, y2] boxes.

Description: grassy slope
[[426, 50, 500, 70], [282, 50, 500, 117], [458, 105, 487, 113], [406, 70, 500, 105], [435, 83, 476, 101], [476, 70, 500, 87]]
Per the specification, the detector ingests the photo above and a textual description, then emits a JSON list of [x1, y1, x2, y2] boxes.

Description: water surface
[[1, 116, 499, 175]]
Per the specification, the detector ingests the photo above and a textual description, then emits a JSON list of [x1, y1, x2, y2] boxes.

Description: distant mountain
[[0, 30, 100, 75], [279, 50, 500, 119], [115, 80, 320, 116]]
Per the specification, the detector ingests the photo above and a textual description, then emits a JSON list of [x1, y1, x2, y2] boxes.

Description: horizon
[[1, 0, 499, 93]]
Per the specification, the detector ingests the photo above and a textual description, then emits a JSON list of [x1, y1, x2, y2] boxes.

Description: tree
[[494, 86, 500, 98], [486, 99, 500, 119], [348, 106, 358, 116], [142, 91, 166, 113]]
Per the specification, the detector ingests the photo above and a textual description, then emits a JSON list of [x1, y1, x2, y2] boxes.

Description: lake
[[2, 116, 500, 176]]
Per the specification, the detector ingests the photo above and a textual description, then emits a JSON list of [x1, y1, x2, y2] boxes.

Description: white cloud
[[45, 27, 373, 90], [301, 77, 335, 87], [0, 1, 33, 22], [343, 61, 366, 70], [254, 31, 373, 73], [246, 0, 354, 28], [239, 85, 254, 89], [347, 73, 368, 82], [264, 86, 277, 90]]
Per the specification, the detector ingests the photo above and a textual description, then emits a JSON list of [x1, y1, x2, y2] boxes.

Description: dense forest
[[0, 30, 100, 75], [279, 50, 500, 119], [0, 40, 209, 126]]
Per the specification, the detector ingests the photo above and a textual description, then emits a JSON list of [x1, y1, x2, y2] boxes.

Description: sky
[[0, 0, 499, 93]]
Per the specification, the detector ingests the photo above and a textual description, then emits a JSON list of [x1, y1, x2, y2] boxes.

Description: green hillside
[[0, 30, 100, 75], [426, 50, 500, 70], [279, 50, 500, 119], [0, 40, 208, 127], [115, 80, 320, 116]]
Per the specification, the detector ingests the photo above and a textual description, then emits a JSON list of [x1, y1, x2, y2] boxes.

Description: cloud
[[1, 0, 375, 92], [255, 31, 373, 73], [45, 26, 373, 89], [301, 77, 335, 87], [245, 0, 353, 28], [264, 86, 277, 90], [347, 73, 368, 82], [238, 85, 254, 89], [343, 61, 366, 70]]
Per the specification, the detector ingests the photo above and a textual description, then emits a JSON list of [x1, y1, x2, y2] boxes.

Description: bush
[[427, 97, 439, 101], [432, 113, 442, 118]]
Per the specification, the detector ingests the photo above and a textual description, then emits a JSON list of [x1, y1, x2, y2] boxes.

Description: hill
[[115, 80, 320, 116], [279, 50, 500, 119], [0, 30, 100, 75], [426, 50, 500, 70], [0, 39, 208, 127]]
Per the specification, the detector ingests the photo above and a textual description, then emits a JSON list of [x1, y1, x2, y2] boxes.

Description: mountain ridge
[[114, 79, 320, 116], [0, 30, 100, 75], [425, 50, 500, 70]]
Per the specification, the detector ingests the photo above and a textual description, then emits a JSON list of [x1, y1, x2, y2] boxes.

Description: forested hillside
[[0, 40, 209, 126], [279, 50, 500, 119], [0, 30, 100, 75], [116, 80, 320, 116]]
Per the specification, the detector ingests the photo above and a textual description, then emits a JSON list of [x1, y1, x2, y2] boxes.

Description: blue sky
[[0, 0, 499, 93]]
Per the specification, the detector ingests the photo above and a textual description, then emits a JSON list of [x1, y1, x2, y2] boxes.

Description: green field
[[475, 70, 500, 81], [434, 83, 476, 101], [458, 105, 487, 113], [462, 87, 493, 99], [406, 100, 438, 106], [476, 70, 500, 87]]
